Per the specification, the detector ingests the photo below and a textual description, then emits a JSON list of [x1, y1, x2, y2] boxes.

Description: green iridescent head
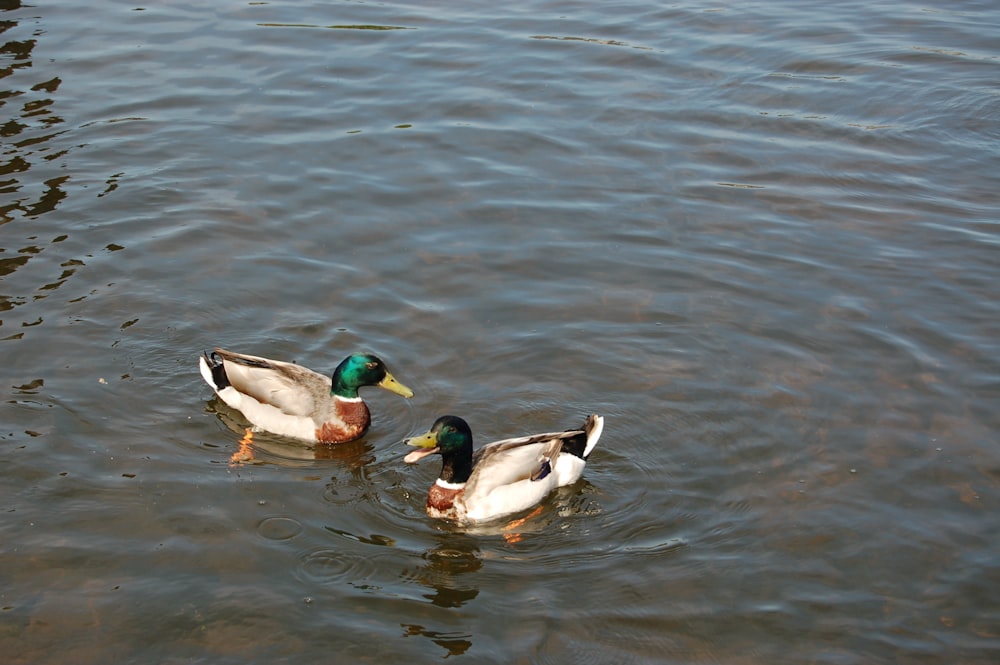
[[404, 415, 472, 456], [404, 415, 475, 483], [331, 353, 413, 399]]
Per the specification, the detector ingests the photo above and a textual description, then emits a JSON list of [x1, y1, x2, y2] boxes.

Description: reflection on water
[[1, 0, 124, 343], [401, 623, 473, 659], [1, 1, 67, 220], [325, 525, 396, 547], [403, 536, 482, 609], [399, 536, 481, 658]]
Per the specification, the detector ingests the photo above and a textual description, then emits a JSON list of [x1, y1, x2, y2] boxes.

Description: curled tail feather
[[582, 414, 604, 459], [200, 351, 230, 390]]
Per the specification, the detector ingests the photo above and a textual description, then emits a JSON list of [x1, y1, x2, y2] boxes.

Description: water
[[2, 0, 999, 662]]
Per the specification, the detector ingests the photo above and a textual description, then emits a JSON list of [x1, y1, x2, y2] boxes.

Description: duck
[[199, 348, 413, 444], [403, 414, 604, 524]]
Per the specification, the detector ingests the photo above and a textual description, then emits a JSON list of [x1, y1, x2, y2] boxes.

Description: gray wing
[[471, 429, 584, 465], [465, 430, 582, 499], [215, 349, 330, 417]]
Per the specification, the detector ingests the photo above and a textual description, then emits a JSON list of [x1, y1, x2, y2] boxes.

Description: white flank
[[465, 476, 555, 523], [216, 385, 243, 410], [553, 454, 587, 486], [232, 393, 318, 440]]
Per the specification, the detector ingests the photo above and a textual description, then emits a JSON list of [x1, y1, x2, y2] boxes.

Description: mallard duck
[[199, 348, 413, 444], [403, 414, 604, 524]]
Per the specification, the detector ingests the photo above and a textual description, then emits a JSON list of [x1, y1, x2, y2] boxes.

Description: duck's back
[[216, 349, 330, 417]]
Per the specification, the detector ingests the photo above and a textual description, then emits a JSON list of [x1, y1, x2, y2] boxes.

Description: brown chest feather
[[427, 483, 464, 513], [314, 400, 371, 443]]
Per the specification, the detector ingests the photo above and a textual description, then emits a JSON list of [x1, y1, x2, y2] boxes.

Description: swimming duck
[[403, 414, 604, 524], [199, 348, 413, 444]]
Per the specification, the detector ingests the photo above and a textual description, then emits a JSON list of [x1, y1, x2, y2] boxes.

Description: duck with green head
[[404, 414, 604, 524], [200, 348, 413, 444]]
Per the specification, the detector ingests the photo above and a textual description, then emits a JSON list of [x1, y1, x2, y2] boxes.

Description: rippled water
[[2, 0, 998, 662]]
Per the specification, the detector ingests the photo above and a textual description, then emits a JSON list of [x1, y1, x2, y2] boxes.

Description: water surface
[[2, 1, 999, 662]]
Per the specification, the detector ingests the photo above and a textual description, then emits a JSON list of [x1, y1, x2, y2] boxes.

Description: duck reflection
[[400, 623, 472, 658], [399, 535, 481, 657], [403, 534, 482, 608], [205, 399, 374, 467]]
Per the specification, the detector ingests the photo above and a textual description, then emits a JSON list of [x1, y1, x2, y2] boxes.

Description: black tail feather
[[203, 350, 231, 389], [558, 429, 590, 460]]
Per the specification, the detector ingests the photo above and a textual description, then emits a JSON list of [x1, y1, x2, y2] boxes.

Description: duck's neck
[[333, 395, 370, 430], [330, 382, 360, 399], [439, 447, 473, 485]]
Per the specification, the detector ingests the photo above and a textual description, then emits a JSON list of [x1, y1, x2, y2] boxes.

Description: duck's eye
[[365, 362, 377, 370]]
